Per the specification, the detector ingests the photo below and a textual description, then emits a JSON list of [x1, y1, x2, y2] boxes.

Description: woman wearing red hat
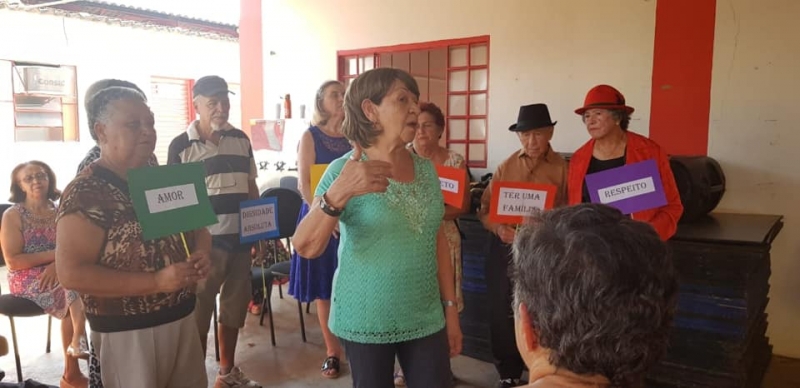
[[567, 85, 683, 240]]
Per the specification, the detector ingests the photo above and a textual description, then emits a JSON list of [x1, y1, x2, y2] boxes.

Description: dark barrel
[[668, 156, 726, 223]]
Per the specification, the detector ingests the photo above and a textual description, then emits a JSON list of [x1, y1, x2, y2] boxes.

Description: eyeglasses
[[21, 172, 48, 184]]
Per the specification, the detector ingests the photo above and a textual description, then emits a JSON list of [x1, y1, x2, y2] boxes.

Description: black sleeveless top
[[581, 154, 626, 203]]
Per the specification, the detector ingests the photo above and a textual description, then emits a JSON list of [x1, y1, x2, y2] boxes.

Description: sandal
[[394, 369, 406, 386], [66, 337, 90, 360], [248, 300, 262, 315], [60, 374, 89, 388], [321, 356, 341, 379]]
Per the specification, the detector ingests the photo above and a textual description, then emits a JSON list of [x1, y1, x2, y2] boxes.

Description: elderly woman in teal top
[[294, 68, 463, 388]]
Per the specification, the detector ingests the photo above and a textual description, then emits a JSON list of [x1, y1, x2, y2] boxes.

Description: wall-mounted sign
[[21, 66, 74, 96]]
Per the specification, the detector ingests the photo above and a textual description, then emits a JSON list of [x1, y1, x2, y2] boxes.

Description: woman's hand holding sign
[[155, 261, 202, 293], [326, 143, 393, 208], [154, 249, 211, 293]]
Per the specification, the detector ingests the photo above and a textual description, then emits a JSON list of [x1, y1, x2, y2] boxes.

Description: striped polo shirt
[[167, 121, 257, 252]]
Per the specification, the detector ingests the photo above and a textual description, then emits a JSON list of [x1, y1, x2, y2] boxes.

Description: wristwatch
[[319, 192, 344, 217], [442, 300, 457, 308]]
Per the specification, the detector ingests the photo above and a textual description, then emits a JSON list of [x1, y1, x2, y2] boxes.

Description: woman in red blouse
[[567, 85, 683, 240]]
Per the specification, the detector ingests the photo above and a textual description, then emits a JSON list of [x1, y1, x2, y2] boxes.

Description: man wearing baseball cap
[[168, 75, 261, 388], [478, 103, 568, 388]]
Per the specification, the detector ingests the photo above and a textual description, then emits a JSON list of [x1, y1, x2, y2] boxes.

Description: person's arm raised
[[293, 144, 393, 258]]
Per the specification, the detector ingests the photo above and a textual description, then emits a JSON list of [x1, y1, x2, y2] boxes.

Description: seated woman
[[293, 68, 462, 388], [567, 84, 683, 240], [0, 160, 89, 388], [511, 203, 678, 387]]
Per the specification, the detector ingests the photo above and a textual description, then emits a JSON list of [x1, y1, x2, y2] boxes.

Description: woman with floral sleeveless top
[[294, 68, 463, 388], [0, 161, 89, 388], [288, 80, 352, 379]]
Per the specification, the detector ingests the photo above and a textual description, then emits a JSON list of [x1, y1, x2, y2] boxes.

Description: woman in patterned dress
[[288, 80, 351, 378], [393, 102, 469, 386], [0, 161, 89, 388]]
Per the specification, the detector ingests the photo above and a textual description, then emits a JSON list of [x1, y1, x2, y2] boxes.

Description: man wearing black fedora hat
[[478, 103, 568, 388]]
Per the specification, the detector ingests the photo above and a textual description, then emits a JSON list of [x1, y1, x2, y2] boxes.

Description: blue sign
[[239, 197, 280, 243]]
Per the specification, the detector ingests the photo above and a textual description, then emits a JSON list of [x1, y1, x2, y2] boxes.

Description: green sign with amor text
[[128, 162, 217, 240]]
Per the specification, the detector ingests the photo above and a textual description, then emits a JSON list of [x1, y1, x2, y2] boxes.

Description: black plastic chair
[[256, 188, 307, 345], [279, 176, 300, 195], [0, 289, 52, 383], [212, 302, 219, 362]]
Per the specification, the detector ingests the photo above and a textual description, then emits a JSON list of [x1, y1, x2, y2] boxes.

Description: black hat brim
[[509, 121, 557, 132]]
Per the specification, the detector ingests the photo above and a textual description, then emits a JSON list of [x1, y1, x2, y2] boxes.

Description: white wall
[[261, 0, 656, 176], [0, 9, 239, 194], [264, 0, 800, 358], [708, 0, 800, 357]]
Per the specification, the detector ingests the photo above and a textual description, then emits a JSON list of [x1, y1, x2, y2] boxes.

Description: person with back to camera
[[511, 203, 678, 387]]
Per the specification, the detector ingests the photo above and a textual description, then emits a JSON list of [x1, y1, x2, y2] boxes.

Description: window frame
[[10, 61, 79, 142], [337, 35, 490, 168], [149, 76, 194, 165]]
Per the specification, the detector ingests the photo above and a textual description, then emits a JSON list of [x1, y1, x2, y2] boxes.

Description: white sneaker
[[215, 366, 262, 388]]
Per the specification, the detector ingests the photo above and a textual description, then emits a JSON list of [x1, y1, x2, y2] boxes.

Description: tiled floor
[[0, 282, 496, 387], [0, 274, 797, 387]]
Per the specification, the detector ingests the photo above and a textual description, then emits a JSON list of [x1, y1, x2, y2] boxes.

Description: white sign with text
[[496, 187, 549, 216], [440, 177, 459, 194], [598, 177, 656, 204], [240, 203, 278, 239], [145, 184, 199, 214]]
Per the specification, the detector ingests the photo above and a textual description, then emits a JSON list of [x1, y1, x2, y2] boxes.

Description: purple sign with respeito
[[584, 159, 667, 215]]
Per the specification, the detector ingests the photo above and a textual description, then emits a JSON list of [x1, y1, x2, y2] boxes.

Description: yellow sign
[[310, 164, 329, 196]]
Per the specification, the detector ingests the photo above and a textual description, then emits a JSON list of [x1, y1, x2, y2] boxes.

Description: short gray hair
[[84, 79, 146, 141], [342, 68, 420, 148], [512, 203, 677, 386], [311, 80, 344, 127], [87, 86, 147, 138]]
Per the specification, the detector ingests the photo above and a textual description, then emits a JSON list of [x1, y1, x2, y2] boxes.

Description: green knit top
[[315, 150, 446, 344]]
